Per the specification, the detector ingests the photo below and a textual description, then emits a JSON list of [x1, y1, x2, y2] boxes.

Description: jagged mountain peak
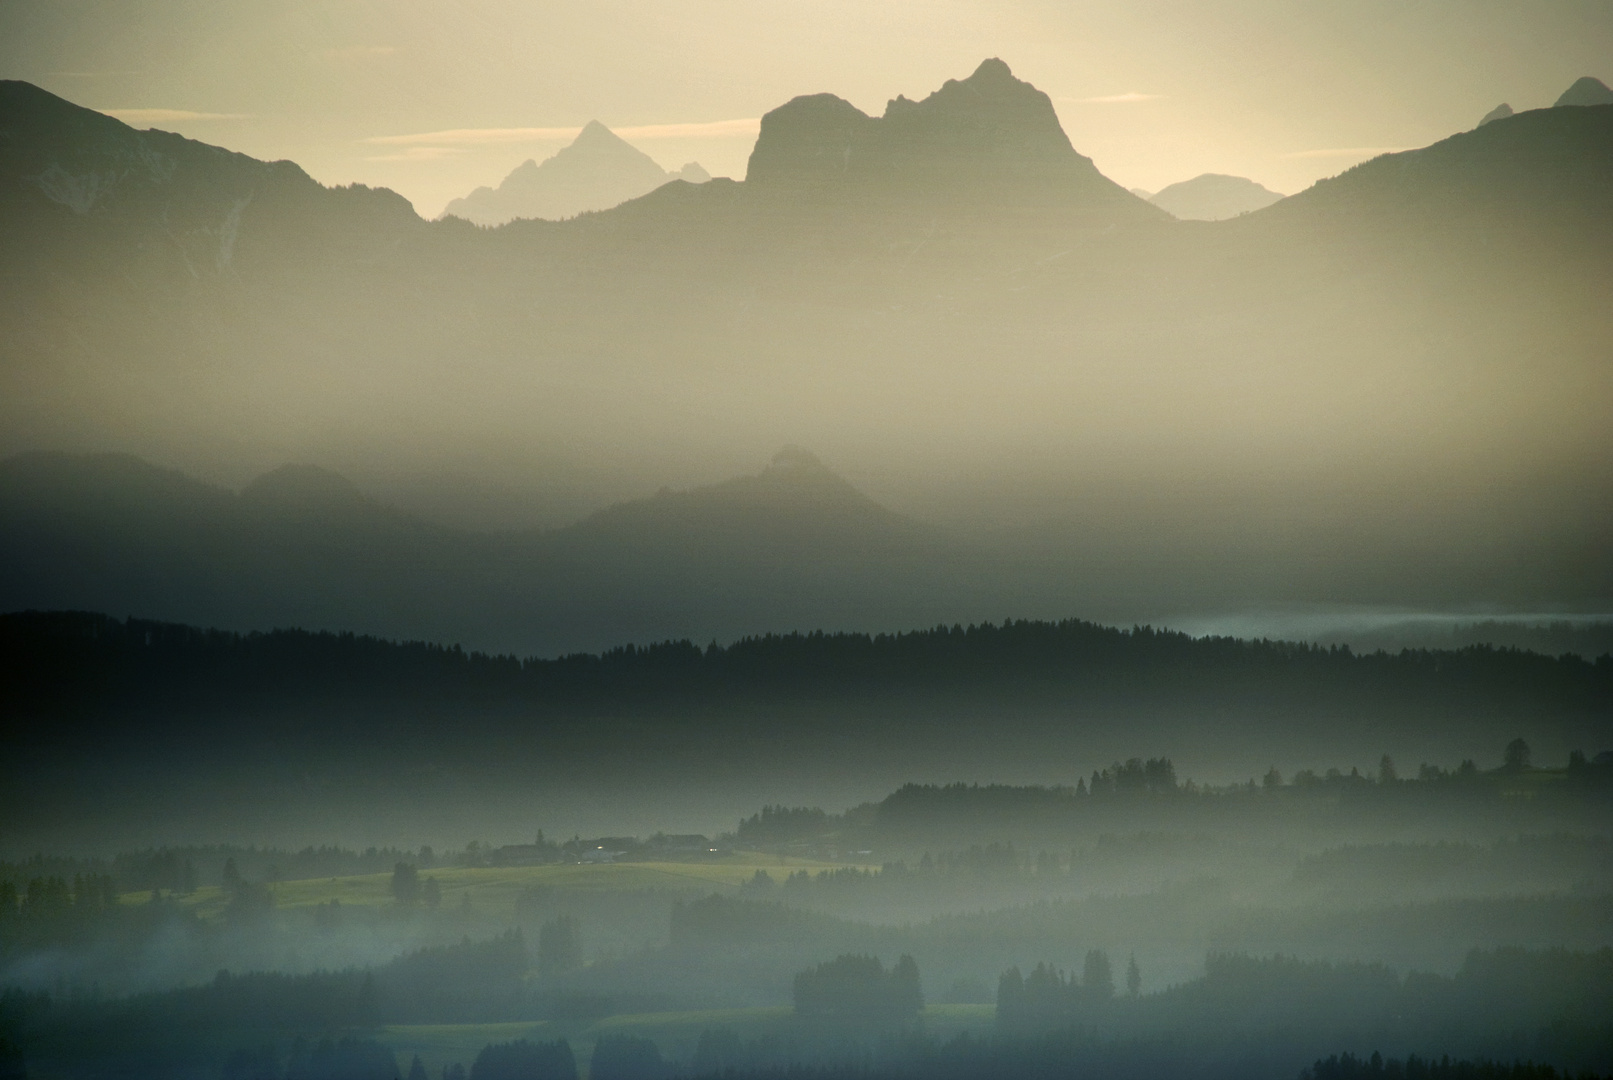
[[884, 56, 1046, 118], [744, 58, 1155, 218], [1478, 103, 1514, 127]]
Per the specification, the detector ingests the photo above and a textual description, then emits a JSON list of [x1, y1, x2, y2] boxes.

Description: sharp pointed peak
[[575, 119, 622, 142], [968, 57, 1015, 82]]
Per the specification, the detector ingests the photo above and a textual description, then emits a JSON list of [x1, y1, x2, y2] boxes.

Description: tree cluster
[[793, 955, 923, 1026]]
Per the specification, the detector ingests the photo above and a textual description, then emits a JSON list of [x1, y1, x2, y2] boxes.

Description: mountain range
[[0, 447, 988, 655], [1, 63, 1611, 633], [441, 120, 710, 226]]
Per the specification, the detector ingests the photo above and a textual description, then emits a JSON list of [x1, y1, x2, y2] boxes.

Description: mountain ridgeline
[[3, 61, 1599, 654], [1, 66, 1610, 627], [5, 446, 1610, 660], [0, 448, 969, 656]]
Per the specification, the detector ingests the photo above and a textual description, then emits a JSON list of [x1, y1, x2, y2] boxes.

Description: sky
[[4, 0, 1611, 218]]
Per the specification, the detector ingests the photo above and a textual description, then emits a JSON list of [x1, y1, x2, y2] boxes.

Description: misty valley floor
[[3, 704, 1612, 1080]]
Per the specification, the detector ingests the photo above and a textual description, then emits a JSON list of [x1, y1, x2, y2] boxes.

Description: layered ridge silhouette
[[0, 68, 1610, 628]]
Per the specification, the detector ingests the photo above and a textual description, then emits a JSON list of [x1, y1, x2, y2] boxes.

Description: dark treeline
[[223, 1037, 401, 1080], [7, 944, 1611, 1079], [1, 929, 529, 1039], [1305, 1054, 1577, 1080], [696, 948, 1613, 1079], [793, 955, 923, 1025], [5, 903, 1612, 1079], [631, 1047, 1606, 1080], [5, 611, 1609, 741], [733, 757, 1613, 855]]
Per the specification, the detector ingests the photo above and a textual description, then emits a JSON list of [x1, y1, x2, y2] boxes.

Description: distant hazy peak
[[240, 463, 366, 509], [1554, 76, 1613, 107], [439, 120, 702, 226], [575, 119, 619, 143], [767, 444, 826, 472], [1148, 173, 1284, 221], [1478, 103, 1514, 127]]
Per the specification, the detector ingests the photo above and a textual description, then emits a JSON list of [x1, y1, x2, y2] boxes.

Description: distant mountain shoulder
[[440, 120, 709, 226], [1147, 174, 1284, 221], [1250, 101, 1613, 243], [1554, 76, 1613, 108]]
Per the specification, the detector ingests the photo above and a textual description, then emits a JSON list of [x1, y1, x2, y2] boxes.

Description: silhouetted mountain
[[1, 66, 1611, 625], [1554, 76, 1613, 107], [441, 121, 709, 225], [241, 463, 370, 515], [0, 79, 420, 274], [746, 58, 1158, 221], [1148, 173, 1284, 220], [0, 450, 979, 655], [1477, 103, 1513, 127], [556, 446, 936, 566], [1252, 102, 1613, 248]]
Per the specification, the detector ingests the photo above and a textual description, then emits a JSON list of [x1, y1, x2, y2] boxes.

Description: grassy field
[[119, 854, 869, 921], [379, 1004, 997, 1074]]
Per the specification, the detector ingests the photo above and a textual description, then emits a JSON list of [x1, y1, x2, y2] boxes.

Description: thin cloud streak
[[365, 118, 760, 147], [105, 108, 252, 124]]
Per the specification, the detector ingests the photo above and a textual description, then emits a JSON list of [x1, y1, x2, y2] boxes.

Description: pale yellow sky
[[6, 0, 1611, 216]]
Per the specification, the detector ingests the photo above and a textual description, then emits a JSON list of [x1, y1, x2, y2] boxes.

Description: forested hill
[[5, 609, 1608, 727], [4, 609, 1610, 847]]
